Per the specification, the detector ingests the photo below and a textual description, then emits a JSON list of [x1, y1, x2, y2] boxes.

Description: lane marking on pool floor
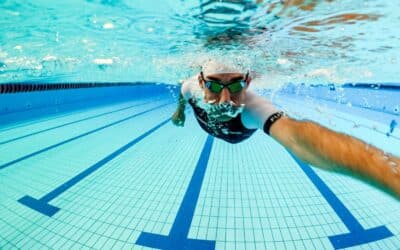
[[0, 99, 160, 145], [288, 152, 393, 249], [136, 135, 216, 250], [18, 117, 172, 217], [0, 102, 173, 170]]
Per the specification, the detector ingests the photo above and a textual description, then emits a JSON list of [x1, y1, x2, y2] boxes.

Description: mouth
[[196, 99, 245, 120]]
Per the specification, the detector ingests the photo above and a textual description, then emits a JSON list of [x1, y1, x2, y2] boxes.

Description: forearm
[[176, 93, 186, 112], [270, 116, 400, 197]]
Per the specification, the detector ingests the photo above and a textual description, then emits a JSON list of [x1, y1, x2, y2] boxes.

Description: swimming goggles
[[200, 71, 249, 94]]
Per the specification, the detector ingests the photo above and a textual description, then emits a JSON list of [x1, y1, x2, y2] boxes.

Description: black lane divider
[[0, 99, 157, 145], [0, 82, 144, 94], [0, 102, 173, 170], [136, 135, 216, 250], [18, 117, 171, 217]]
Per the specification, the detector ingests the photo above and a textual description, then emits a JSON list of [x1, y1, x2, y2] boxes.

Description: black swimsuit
[[188, 98, 257, 144]]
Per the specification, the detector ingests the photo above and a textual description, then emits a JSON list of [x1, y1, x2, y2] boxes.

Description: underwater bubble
[[40, 56, 62, 76], [103, 22, 114, 29], [93, 58, 113, 70], [277, 58, 288, 65], [43, 55, 57, 61], [14, 45, 23, 51], [93, 58, 113, 65]]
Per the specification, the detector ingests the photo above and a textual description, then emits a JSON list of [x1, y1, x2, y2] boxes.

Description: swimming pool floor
[[1, 90, 400, 249]]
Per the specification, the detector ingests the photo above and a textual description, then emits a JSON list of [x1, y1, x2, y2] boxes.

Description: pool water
[[1, 0, 400, 249]]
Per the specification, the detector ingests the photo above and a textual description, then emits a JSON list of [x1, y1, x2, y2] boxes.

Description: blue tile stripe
[[288, 151, 393, 249], [0, 102, 172, 170], [18, 117, 172, 217], [136, 135, 216, 250], [0, 100, 155, 145]]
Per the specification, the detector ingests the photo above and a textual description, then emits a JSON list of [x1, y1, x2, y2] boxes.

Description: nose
[[218, 87, 231, 104]]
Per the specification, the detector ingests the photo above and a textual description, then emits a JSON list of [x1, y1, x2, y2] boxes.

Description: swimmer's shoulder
[[241, 91, 262, 129], [241, 90, 279, 130], [181, 75, 202, 100], [243, 90, 264, 107]]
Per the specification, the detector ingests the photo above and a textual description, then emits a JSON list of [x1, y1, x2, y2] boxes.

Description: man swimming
[[172, 60, 400, 198]]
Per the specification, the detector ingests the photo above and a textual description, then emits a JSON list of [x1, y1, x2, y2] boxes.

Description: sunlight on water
[[0, 0, 399, 85]]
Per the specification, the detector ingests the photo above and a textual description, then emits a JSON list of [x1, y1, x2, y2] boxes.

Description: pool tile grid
[[0, 102, 177, 230], [0, 96, 166, 145], [1, 107, 207, 249], [0, 103, 177, 202], [191, 133, 345, 249], [0, 99, 174, 169]]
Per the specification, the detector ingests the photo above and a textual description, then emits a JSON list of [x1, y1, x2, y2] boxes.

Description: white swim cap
[[201, 59, 248, 75]]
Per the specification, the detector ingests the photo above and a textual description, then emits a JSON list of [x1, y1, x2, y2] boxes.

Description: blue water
[[1, 0, 400, 249]]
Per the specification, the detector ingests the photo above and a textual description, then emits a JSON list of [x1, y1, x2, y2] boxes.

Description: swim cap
[[201, 59, 248, 75]]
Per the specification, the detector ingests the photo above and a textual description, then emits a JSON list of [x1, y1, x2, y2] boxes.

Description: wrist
[[263, 111, 286, 135]]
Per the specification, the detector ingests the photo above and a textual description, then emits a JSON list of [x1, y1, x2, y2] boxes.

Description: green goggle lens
[[207, 81, 244, 94], [209, 82, 224, 93], [227, 81, 243, 93]]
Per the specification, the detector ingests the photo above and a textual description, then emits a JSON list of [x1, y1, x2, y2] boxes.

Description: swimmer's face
[[197, 72, 250, 121], [198, 72, 250, 106]]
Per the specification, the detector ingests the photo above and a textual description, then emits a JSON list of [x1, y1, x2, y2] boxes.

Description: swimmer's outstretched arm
[[171, 79, 194, 127], [172, 92, 186, 126], [270, 116, 400, 198]]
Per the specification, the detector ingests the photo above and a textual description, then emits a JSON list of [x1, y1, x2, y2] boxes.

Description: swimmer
[[172, 60, 400, 198]]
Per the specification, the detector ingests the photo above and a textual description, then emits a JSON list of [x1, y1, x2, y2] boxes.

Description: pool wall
[[0, 83, 177, 126], [279, 84, 400, 116], [2, 82, 398, 128]]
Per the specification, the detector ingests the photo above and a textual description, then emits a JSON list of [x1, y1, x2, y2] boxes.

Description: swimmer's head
[[196, 59, 251, 121]]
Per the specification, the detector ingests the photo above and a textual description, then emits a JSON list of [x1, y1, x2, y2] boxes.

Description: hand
[[172, 110, 185, 127]]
